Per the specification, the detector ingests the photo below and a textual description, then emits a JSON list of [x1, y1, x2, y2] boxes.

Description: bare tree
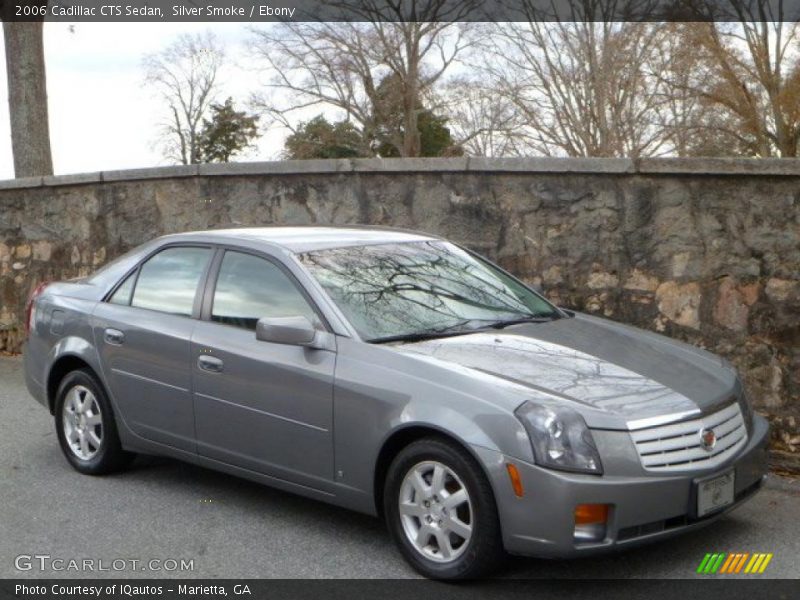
[[648, 22, 742, 157], [674, 2, 800, 157], [248, 2, 478, 157], [3, 22, 53, 177], [442, 78, 525, 156], [652, 23, 711, 157], [480, 2, 672, 158], [144, 31, 224, 165]]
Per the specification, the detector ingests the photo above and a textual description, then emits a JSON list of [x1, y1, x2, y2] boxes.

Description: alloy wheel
[[398, 460, 473, 563], [62, 385, 104, 460]]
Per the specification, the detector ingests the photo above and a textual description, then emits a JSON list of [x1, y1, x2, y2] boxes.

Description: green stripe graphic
[[710, 553, 727, 573], [697, 554, 712, 574], [704, 554, 718, 573]]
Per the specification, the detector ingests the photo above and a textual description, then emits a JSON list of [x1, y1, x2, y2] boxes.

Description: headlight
[[514, 401, 603, 474]]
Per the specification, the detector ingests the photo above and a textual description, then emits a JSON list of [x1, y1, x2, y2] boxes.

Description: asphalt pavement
[[1, 356, 797, 579]]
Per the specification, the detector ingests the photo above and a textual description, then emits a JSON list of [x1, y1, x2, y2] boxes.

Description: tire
[[384, 437, 504, 579], [54, 369, 134, 475]]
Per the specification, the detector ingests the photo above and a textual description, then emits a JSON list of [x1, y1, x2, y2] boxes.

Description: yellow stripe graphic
[[720, 554, 736, 573], [751, 554, 766, 573], [758, 554, 773, 573], [744, 554, 760, 573]]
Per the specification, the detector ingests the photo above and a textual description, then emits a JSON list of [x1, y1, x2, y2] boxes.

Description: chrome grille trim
[[631, 402, 747, 473]]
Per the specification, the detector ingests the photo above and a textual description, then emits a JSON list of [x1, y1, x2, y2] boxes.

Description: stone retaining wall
[[1, 157, 798, 466]]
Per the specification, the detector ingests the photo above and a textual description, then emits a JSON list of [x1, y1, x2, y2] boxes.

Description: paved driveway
[[1, 357, 797, 579]]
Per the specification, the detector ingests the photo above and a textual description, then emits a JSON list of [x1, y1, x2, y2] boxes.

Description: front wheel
[[384, 437, 504, 579], [54, 369, 133, 475]]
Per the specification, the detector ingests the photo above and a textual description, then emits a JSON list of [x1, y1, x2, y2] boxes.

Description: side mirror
[[256, 316, 318, 347]]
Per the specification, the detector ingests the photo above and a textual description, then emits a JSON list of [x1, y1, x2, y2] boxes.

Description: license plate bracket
[[695, 469, 735, 518]]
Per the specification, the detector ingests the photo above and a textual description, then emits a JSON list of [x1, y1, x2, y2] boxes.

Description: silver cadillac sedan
[[24, 227, 768, 579]]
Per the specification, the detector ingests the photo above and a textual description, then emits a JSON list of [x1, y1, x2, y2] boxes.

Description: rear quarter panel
[[24, 281, 105, 412]]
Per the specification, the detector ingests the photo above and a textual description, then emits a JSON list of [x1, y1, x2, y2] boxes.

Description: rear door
[[92, 245, 214, 452], [190, 248, 336, 489]]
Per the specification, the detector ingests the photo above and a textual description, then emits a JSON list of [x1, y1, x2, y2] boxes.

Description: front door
[[191, 249, 336, 489]]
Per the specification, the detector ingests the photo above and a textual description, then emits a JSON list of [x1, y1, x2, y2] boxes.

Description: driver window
[[211, 251, 318, 331]]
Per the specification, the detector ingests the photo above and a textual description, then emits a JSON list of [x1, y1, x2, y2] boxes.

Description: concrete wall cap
[[101, 165, 199, 182], [3, 157, 800, 189], [635, 157, 800, 176], [198, 159, 353, 176], [0, 176, 44, 190], [43, 172, 102, 187]]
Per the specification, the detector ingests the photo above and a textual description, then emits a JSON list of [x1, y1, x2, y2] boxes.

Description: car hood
[[393, 312, 738, 429]]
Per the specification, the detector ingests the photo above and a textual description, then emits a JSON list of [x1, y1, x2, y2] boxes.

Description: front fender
[[332, 338, 535, 513], [382, 402, 533, 463]]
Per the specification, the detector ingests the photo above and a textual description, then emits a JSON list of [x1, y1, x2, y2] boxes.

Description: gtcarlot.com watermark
[[15, 554, 195, 573]]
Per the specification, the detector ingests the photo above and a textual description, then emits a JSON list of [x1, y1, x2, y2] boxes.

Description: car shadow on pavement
[[120, 454, 758, 579], [125, 454, 391, 537]]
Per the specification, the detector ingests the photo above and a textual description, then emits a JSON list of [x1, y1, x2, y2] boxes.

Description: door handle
[[197, 355, 224, 373], [104, 328, 125, 345]]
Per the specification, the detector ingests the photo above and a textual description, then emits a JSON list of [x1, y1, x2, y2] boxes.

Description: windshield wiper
[[368, 329, 476, 344], [368, 318, 491, 344], [367, 313, 560, 344], [482, 313, 561, 329]]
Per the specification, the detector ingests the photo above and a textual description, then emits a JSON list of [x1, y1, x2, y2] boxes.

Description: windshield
[[299, 241, 560, 342]]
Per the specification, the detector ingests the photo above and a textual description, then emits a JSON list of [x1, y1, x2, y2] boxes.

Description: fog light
[[574, 503, 609, 543]]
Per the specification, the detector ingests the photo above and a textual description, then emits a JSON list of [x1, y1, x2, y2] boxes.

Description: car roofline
[[153, 225, 445, 254]]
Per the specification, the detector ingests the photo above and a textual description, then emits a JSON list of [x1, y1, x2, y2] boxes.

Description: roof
[[170, 226, 439, 253]]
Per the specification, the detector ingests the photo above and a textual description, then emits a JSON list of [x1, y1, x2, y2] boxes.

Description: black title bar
[[0, 579, 798, 600], [2, 0, 800, 22]]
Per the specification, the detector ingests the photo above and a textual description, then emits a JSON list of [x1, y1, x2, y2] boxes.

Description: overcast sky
[[0, 22, 290, 180]]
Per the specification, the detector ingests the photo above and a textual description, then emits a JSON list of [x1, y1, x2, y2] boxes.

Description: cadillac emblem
[[700, 428, 717, 451]]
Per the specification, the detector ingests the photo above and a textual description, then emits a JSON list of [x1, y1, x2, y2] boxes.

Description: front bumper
[[475, 413, 769, 558]]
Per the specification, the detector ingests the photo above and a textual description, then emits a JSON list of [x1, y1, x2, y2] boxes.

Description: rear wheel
[[54, 369, 133, 475], [384, 437, 504, 579]]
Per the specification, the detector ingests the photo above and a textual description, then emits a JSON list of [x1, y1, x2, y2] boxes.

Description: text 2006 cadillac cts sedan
[[24, 227, 768, 579]]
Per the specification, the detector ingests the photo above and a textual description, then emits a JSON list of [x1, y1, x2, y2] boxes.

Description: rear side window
[[130, 247, 211, 316], [211, 251, 317, 330]]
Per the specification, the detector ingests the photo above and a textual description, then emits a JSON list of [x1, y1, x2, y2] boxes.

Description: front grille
[[631, 402, 747, 473], [618, 515, 688, 541]]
